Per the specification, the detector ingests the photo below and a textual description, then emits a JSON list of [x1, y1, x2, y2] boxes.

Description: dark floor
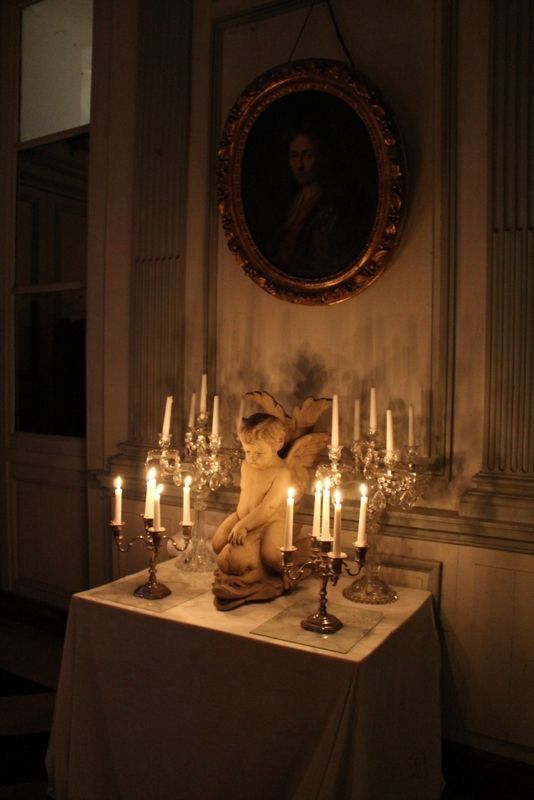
[[0, 591, 533, 799], [0, 592, 66, 799]]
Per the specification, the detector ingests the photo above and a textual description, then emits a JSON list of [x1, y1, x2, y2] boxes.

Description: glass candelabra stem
[[181, 493, 216, 573]]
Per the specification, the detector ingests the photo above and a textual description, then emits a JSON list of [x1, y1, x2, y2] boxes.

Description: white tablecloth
[[46, 559, 442, 800]]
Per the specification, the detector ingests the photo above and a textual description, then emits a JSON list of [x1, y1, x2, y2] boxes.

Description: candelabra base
[[301, 610, 343, 634], [133, 580, 171, 600], [342, 570, 398, 605]]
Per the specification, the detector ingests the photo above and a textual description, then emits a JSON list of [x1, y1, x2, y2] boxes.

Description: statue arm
[[230, 467, 290, 543]]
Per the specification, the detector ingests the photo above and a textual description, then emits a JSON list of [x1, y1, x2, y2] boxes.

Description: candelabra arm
[[281, 549, 316, 585], [162, 524, 193, 554], [342, 546, 367, 577]]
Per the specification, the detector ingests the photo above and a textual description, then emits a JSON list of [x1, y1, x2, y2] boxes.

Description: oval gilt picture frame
[[217, 59, 406, 305]]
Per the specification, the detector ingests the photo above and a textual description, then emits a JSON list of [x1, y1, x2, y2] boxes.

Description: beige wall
[[1, 0, 532, 767]]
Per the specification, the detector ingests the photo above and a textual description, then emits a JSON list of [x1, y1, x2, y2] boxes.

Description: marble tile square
[[251, 600, 383, 654], [88, 565, 213, 612]]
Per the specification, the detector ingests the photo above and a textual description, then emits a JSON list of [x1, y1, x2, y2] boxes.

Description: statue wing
[[285, 432, 330, 497], [245, 391, 290, 420], [291, 396, 331, 438]]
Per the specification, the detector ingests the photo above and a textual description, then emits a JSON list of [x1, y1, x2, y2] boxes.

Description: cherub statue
[[211, 392, 330, 610]]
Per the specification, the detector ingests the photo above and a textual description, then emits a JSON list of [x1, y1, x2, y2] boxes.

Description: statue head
[[238, 413, 287, 468]]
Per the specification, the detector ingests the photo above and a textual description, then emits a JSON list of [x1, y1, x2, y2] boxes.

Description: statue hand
[[228, 524, 248, 546]]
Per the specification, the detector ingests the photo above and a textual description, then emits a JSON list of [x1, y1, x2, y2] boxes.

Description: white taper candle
[[199, 374, 207, 414], [370, 387, 377, 433], [331, 394, 339, 447], [353, 398, 361, 442], [144, 468, 156, 519], [284, 488, 295, 550], [211, 395, 220, 436], [188, 393, 196, 428], [161, 395, 173, 436], [333, 490, 342, 558], [112, 477, 122, 524], [312, 480, 322, 538], [321, 478, 331, 540], [356, 484, 368, 547], [182, 476, 192, 525]]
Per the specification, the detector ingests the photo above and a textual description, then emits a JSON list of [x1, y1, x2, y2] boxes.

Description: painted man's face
[[288, 134, 318, 186]]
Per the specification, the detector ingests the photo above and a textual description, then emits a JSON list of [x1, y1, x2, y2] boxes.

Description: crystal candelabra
[[109, 515, 193, 599], [315, 428, 428, 605], [314, 444, 347, 489], [281, 536, 365, 634], [146, 415, 236, 572]]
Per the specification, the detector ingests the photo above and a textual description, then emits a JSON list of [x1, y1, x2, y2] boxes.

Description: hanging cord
[[287, 0, 319, 63], [325, 0, 355, 68], [287, 0, 355, 67]]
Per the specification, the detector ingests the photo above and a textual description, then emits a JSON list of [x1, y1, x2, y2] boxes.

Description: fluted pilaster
[[128, 0, 191, 444], [462, 0, 534, 523]]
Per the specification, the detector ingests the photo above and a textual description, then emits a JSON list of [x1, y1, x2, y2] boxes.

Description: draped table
[[46, 558, 442, 800]]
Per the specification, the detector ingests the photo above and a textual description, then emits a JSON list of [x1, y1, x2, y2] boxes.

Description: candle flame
[[323, 477, 331, 490], [334, 489, 342, 504], [114, 476, 122, 490], [360, 483, 368, 498], [315, 479, 322, 493], [147, 467, 156, 481], [287, 487, 295, 499], [184, 475, 192, 488]]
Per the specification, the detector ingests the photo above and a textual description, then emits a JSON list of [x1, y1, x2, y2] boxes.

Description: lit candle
[[386, 409, 394, 456], [312, 480, 322, 538], [353, 398, 361, 442], [188, 393, 196, 428], [236, 397, 245, 435], [112, 476, 122, 524], [370, 387, 377, 433], [321, 478, 331, 540], [211, 395, 220, 436], [161, 395, 173, 437], [408, 404, 415, 446], [332, 490, 342, 558], [182, 476, 192, 525], [199, 373, 207, 415], [153, 484, 163, 531], [284, 487, 295, 550], [331, 394, 339, 447], [144, 468, 157, 519], [356, 484, 368, 547]]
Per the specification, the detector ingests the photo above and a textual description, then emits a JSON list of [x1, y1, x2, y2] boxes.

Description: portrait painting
[[217, 59, 406, 305]]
